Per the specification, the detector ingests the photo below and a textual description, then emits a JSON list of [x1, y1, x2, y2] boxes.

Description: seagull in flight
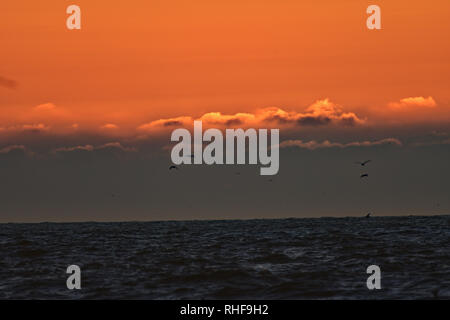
[[355, 160, 371, 166]]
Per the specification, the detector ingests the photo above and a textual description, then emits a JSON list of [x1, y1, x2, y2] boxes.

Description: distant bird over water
[[360, 173, 369, 178], [432, 288, 440, 299], [355, 160, 371, 166], [169, 165, 179, 170]]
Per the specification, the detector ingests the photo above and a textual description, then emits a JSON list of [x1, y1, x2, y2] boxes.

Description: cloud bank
[[280, 138, 402, 150]]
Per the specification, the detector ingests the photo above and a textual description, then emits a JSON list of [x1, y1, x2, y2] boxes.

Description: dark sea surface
[[0, 215, 449, 300]]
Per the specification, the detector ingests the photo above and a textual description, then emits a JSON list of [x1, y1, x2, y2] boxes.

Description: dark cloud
[[338, 115, 360, 127], [163, 120, 184, 127], [0, 144, 28, 155], [280, 138, 402, 150], [54, 142, 137, 155], [263, 114, 292, 124], [1, 140, 449, 222], [224, 118, 242, 126], [0, 76, 18, 89], [297, 116, 332, 126]]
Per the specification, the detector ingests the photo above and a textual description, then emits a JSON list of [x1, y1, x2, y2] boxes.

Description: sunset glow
[[1, 1, 450, 145]]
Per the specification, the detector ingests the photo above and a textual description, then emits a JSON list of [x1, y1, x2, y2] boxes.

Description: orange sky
[[1, 0, 450, 136], [2, 1, 450, 221]]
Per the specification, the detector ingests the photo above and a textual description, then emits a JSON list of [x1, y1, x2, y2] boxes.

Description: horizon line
[[1, 213, 448, 225]]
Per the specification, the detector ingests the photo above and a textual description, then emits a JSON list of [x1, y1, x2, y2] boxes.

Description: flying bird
[[432, 288, 440, 299], [169, 165, 179, 170], [360, 173, 369, 178], [355, 160, 371, 166]]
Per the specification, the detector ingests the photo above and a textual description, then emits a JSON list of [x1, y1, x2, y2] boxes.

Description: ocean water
[[0, 215, 449, 300]]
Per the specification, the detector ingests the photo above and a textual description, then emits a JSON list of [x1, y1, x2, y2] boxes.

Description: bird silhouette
[[360, 173, 369, 178], [432, 288, 440, 299], [169, 165, 179, 170], [355, 160, 371, 166]]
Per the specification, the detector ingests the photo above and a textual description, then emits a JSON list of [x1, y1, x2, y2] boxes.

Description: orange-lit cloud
[[1, 97, 449, 143], [100, 124, 119, 130], [199, 112, 256, 126], [137, 116, 193, 131], [14, 103, 74, 131], [34, 103, 57, 111], [388, 96, 437, 109], [365, 95, 450, 125], [137, 99, 366, 133], [262, 99, 365, 127]]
